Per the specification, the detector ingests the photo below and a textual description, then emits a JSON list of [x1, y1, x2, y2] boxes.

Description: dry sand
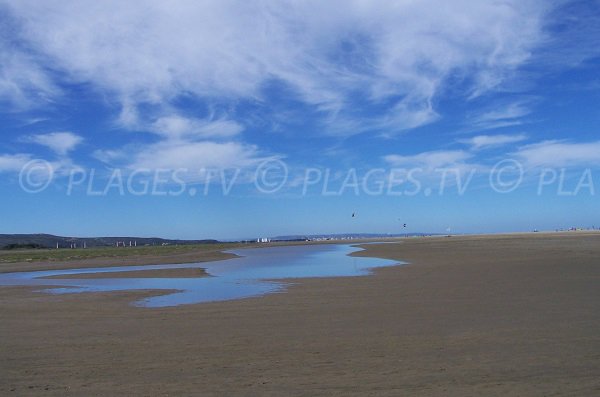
[[1, 232, 599, 396]]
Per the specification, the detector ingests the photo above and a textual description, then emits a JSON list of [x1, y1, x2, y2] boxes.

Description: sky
[[1, 0, 599, 240]]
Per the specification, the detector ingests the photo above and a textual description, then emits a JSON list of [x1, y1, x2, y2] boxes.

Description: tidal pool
[[0, 244, 402, 307]]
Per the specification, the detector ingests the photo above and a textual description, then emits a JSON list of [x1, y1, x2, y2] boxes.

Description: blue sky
[[1, 0, 599, 239]]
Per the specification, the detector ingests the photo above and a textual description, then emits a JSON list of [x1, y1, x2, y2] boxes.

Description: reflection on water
[[0, 244, 402, 307]]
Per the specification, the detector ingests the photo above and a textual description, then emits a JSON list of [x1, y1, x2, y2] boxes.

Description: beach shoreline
[[2, 231, 598, 274], [1, 232, 599, 395]]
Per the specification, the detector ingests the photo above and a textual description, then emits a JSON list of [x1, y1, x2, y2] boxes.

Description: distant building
[[257, 237, 271, 243]]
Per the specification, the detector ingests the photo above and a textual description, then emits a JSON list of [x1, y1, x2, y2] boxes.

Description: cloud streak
[[384, 150, 472, 171], [460, 134, 528, 150], [467, 101, 534, 131]]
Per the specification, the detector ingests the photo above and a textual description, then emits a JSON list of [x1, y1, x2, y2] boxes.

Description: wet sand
[[41, 267, 209, 279], [1, 233, 599, 396], [0, 240, 379, 274]]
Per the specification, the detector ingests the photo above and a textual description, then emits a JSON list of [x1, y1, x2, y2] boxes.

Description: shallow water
[[0, 244, 402, 307]]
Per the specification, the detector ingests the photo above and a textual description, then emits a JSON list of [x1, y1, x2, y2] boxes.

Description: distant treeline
[[0, 234, 222, 249], [2, 243, 46, 250]]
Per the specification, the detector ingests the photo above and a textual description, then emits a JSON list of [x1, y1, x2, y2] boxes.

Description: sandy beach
[[1, 233, 599, 396]]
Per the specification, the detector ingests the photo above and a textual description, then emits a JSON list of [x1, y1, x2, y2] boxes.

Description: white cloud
[[1, 0, 551, 134], [150, 116, 243, 140], [100, 113, 253, 173], [96, 108, 258, 175], [0, 154, 32, 172], [129, 141, 261, 171], [514, 140, 600, 167], [25, 132, 83, 155], [460, 134, 528, 150], [384, 150, 472, 170], [95, 140, 262, 173]]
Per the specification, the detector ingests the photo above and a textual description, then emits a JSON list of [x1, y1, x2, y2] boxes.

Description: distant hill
[[271, 233, 437, 241], [0, 234, 220, 250]]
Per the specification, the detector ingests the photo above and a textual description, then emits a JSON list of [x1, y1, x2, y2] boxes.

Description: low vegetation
[[2, 243, 46, 250], [0, 242, 250, 264]]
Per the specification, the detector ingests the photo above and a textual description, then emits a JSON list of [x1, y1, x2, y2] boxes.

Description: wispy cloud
[[1, 0, 553, 135], [537, 1, 600, 68], [384, 150, 472, 171], [513, 140, 600, 168], [467, 101, 533, 131], [0, 36, 59, 110], [459, 134, 528, 150]]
